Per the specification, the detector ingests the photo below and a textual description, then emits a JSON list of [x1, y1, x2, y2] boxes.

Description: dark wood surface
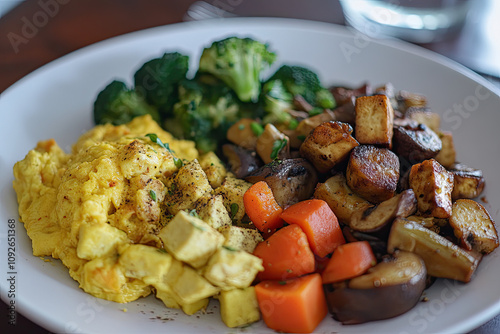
[[1, 0, 499, 333]]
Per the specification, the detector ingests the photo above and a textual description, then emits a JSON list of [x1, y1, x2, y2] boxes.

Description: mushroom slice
[[222, 144, 262, 179], [392, 123, 441, 163], [349, 189, 417, 234], [324, 251, 426, 325], [387, 218, 482, 282], [245, 158, 318, 209]]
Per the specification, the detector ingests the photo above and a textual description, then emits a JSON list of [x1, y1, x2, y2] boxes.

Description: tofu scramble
[[13, 115, 264, 325]]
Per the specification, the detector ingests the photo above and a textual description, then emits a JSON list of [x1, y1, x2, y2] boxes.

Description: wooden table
[[1, 0, 499, 333]]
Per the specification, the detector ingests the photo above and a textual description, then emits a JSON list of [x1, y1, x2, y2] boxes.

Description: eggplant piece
[[387, 218, 482, 282], [393, 123, 442, 164], [349, 189, 417, 234], [449, 163, 485, 200], [245, 158, 318, 208], [324, 250, 426, 325], [222, 144, 262, 179]]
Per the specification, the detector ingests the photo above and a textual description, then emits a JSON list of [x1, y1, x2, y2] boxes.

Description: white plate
[[1, 17, 500, 334]]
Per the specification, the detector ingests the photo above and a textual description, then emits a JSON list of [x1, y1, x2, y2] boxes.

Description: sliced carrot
[[280, 199, 345, 257], [255, 273, 328, 334], [243, 181, 284, 233], [321, 241, 376, 284], [253, 224, 315, 281]]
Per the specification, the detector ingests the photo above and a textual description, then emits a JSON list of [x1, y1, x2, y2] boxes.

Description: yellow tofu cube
[[198, 151, 228, 189], [155, 287, 209, 315], [155, 286, 181, 309], [158, 210, 224, 268], [219, 287, 260, 328], [214, 177, 252, 223], [164, 159, 212, 214], [171, 265, 220, 305], [203, 247, 264, 290], [194, 194, 232, 231], [219, 225, 263, 253], [77, 223, 128, 260], [117, 244, 172, 287], [355, 95, 394, 147]]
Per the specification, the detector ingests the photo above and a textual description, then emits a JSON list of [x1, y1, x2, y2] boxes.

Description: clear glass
[[339, 0, 473, 43]]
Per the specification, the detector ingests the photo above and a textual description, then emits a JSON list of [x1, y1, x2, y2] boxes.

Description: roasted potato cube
[[434, 131, 456, 169], [346, 145, 400, 203], [226, 118, 259, 150], [449, 199, 499, 254], [314, 173, 371, 225], [388, 218, 481, 282], [219, 225, 263, 253], [203, 247, 264, 289], [193, 194, 232, 231], [219, 287, 260, 328], [164, 159, 212, 214], [354, 95, 394, 147], [404, 107, 440, 132], [158, 210, 224, 268], [409, 159, 454, 218], [450, 163, 485, 200], [392, 123, 442, 163], [215, 177, 252, 223], [396, 90, 427, 111], [256, 123, 290, 164], [198, 151, 227, 189], [349, 189, 417, 233], [292, 110, 337, 148], [299, 121, 359, 173]]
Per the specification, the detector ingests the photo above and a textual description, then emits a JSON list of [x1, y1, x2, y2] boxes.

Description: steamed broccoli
[[267, 64, 336, 109], [93, 80, 160, 125], [260, 79, 294, 125], [134, 52, 189, 115], [198, 37, 276, 103], [164, 76, 243, 153]]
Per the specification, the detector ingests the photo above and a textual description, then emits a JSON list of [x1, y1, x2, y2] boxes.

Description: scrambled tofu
[[12, 115, 263, 321]]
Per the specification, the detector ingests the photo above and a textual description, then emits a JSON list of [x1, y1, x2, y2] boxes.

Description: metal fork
[[183, 1, 236, 21]]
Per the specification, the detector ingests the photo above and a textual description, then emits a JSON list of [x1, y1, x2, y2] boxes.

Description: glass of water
[[339, 0, 473, 43]]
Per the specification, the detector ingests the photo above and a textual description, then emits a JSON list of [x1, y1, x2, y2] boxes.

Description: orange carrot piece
[[321, 241, 376, 284], [255, 273, 328, 333], [243, 181, 284, 233], [253, 224, 315, 281], [280, 199, 345, 257]]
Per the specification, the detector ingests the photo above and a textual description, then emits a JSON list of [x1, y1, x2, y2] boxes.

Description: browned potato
[[388, 218, 482, 282], [396, 90, 427, 112], [349, 189, 417, 233], [392, 123, 442, 163], [314, 173, 371, 225], [434, 130, 456, 169], [449, 199, 499, 254], [226, 118, 260, 150], [290, 110, 336, 148], [404, 107, 440, 132], [255, 123, 290, 164], [449, 163, 485, 200], [346, 145, 400, 203], [299, 121, 359, 173], [355, 95, 394, 147], [409, 159, 454, 218]]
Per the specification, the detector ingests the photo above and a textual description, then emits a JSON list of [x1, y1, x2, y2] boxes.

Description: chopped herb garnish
[[188, 209, 200, 219], [308, 107, 322, 116], [297, 135, 306, 141], [278, 281, 287, 285], [238, 124, 245, 130], [270, 138, 287, 160], [149, 190, 157, 201], [288, 118, 299, 130], [191, 221, 206, 231], [223, 245, 238, 252], [230, 203, 239, 220], [174, 157, 184, 168], [250, 122, 264, 137], [146, 133, 183, 168], [157, 248, 168, 254]]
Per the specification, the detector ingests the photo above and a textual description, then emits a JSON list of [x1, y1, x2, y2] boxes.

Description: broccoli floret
[[261, 79, 294, 125], [164, 76, 242, 153], [93, 80, 160, 125], [267, 65, 336, 109], [134, 52, 189, 115], [198, 37, 276, 103]]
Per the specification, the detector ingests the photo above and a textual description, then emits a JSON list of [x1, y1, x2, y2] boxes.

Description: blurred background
[[1, 0, 499, 333]]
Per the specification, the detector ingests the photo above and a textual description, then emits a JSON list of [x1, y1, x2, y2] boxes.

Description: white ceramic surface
[[1, 18, 500, 334]]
